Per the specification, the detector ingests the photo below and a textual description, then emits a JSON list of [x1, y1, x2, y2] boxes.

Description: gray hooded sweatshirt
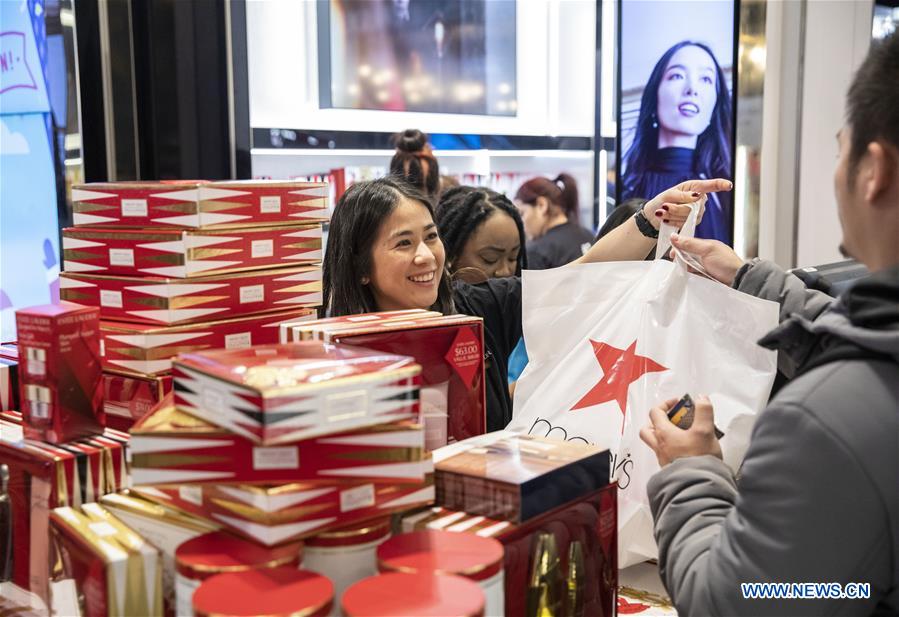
[[647, 260, 899, 616]]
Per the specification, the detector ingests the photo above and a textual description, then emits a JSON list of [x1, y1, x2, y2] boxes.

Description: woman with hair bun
[[514, 173, 595, 269], [390, 128, 440, 198]]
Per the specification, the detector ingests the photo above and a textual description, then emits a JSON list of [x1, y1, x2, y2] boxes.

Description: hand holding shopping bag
[[508, 206, 778, 567]]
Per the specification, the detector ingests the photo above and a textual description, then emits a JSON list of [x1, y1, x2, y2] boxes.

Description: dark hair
[[322, 177, 455, 317], [436, 186, 528, 276], [514, 173, 580, 223], [389, 129, 440, 197], [846, 30, 899, 177], [622, 41, 732, 194], [593, 198, 646, 242]]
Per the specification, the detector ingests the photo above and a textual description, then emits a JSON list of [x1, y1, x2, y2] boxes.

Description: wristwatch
[[633, 209, 659, 239]]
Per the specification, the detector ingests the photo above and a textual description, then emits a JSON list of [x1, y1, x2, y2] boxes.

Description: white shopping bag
[[509, 211, 778, 567]]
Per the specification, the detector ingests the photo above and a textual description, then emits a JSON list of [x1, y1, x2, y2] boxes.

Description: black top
[[526, 222, 595, 270], [452, 277, 522, 431], [621, 147, 732, 244]]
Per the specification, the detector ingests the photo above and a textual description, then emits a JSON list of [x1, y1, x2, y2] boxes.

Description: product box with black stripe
[[72, 180, 329, 229], [60, 265, 322, 326], [172, 342, 421, 444], [99, 308, 316, 376], [129, 403, 429, 486], [62, 224, 322, 278], [433, 432, 611, 523], [131, 476, 433, 547], [403, 482, 618, 617], [284, 312, 486, 449], [15, 302, 104, 443]]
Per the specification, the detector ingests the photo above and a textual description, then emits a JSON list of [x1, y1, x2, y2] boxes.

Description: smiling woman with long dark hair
[[322, 175, 728, 431], [621, 41, 733, 244]]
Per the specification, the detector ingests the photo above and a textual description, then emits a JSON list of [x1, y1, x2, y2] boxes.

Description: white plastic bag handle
[[653, 203, 716, 281]]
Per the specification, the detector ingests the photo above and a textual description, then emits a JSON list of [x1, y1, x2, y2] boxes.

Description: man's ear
[[865, 141, 897, 207]]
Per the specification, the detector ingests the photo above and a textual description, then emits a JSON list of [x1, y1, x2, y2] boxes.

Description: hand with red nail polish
[[641, 178, 732, 231]]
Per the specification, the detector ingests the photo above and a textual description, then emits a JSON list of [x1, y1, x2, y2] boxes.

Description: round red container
[[376, 529, 503, 581], [175, 531, 302, 616], [192, 567, 332, 617], [342, 572, 484, 617]]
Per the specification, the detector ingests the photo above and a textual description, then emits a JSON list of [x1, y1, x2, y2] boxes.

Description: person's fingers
[[648, 404, 672, 431], [670, 233, 714, 255], [663, 189, 703, 205], [692, 394, 717, 433], [639, 424, 659, 451], [680, 178, 733, 194]]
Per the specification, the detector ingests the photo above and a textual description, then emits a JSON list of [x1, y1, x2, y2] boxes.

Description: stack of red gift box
[[60, 180, 328, 430], [124, 340, 435, 612]]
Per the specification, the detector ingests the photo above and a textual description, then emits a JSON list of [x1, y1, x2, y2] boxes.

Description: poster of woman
[[618, 0, 736, 244]]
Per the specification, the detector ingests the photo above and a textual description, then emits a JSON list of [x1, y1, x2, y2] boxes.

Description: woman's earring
[[360, 276, 370, 285], [651, 114, 658, 129]]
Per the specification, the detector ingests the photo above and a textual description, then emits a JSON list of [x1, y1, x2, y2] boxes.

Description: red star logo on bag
[[570, 339, 667, 416]]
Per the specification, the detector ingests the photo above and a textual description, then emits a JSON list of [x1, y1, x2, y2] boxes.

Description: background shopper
[[514, 174, 594, 269], [389, 129, 441, 199]]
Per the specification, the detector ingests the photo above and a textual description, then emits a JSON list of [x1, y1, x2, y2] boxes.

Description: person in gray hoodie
[[638, 30, 899, 616]]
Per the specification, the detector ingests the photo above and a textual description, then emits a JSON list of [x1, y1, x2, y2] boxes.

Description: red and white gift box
[[129, 404, 430, 485], [62, 224, 322, 278], [133, 478, 433, 546], [60, 265, 322, 326], [99, 308, 316, 376], [172, 342, 421, 444], [72, 180, 328, 229]]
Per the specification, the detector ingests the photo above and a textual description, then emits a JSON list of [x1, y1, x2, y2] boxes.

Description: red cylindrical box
[[376, 529, 504, 615], [175, 531, 302, 616], [192, 567, 332, 617], [342, 572, 485, 617]]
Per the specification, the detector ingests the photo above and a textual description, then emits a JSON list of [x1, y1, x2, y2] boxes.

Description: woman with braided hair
[[435, 186, 527, 283], [322, 175, 729, 430]]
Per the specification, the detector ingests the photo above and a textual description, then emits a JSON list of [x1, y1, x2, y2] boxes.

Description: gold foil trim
[[64, 229, 180, 242], [107, 344, 211, 361], [187, 248, 244, 260], [315, 521, 390, 540], [143, 253, 186, 265], [178, 551, 298, 575], [273, 282, 322, 294], [130, 453, 231, 469], [208, 498, 334, 525], [72, 202, 117, 213], [59, 290, 92, 302], [132, 406, 226, 434], [100, 492, 221, 533], [329, 448, 424, 463], [63, 249, 103, 261]]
